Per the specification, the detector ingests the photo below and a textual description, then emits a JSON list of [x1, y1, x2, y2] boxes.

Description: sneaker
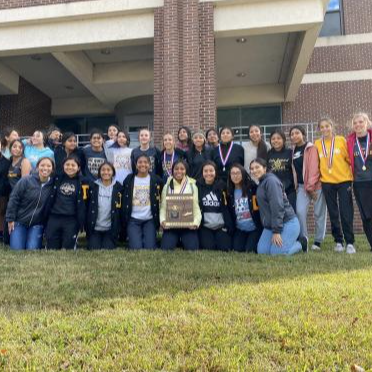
[[346, 244, 356, 254], [334, 243, 345, 252], [311, 244, 321, 251], [299, 237, 308, 253]]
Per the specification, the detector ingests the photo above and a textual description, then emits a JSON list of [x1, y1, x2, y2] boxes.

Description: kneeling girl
[[197, 161, 233, 251], [122, 155, 163, 249], [160, 159, 201, 250], [86, 162, 123, 249], [250, 158, 302, 256]]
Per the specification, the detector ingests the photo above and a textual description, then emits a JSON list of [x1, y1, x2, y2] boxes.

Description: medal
[[356, 133, 370, 172], [321, 136, 335, 174], [219, 142, 234, 172], [163, 151, 175, 177]]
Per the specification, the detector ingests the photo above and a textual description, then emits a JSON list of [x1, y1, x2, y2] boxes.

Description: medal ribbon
[[163, 151, 175, 177], [218, 141, 234, 169], [356, 133, 370, 169], [321, 136, 335, 171], [171, 177, 188, 194]]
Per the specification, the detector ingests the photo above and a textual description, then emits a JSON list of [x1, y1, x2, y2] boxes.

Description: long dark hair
[[169, 159, 189, 191], [249, 125, 268, 160], [227, 163, 255, 198], [1, 127, 18, 148], [269, 129, 287, 150], [199, 160, 218, 185], [178, 126, 192, 147]]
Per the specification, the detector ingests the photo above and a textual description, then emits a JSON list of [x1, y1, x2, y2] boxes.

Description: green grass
[[0, 237, 372, 371]]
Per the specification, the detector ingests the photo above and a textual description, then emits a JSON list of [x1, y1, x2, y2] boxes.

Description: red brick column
[[153, 1, 216, 145]]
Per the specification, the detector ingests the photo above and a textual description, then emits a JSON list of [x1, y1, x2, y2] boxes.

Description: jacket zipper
[[29, 185, 43, 228]]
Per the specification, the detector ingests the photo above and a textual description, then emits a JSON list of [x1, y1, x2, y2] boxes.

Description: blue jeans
[[257, 217, 301, 256], [9, 223, 44, 250], [127, 218, 157, 249]]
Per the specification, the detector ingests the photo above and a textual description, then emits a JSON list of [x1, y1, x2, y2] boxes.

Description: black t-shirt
[[293, 144, 306, 185], [353, 135, 372, 182], [267, 148, 295, 193], [51, 177, 79, 216]]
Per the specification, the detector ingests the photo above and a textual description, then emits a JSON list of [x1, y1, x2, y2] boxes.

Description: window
[[319, 0, 343, 37], [217, 105, 282, 142]]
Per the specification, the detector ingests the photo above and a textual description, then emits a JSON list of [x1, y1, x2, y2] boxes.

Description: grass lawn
[[0, 236, 372, 371]]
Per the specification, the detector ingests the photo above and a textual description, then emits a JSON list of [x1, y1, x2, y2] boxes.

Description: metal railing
[[230, 122, 318, 145]]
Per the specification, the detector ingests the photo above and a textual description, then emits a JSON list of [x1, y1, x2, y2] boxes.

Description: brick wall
[[0, 0, 99, 10], [0, 77, 52, 135], [153, 0, 216, 146], [343, 0, 372, 35]]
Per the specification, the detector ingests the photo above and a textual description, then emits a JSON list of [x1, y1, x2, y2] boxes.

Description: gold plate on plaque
[[165, 194, 194, 227]]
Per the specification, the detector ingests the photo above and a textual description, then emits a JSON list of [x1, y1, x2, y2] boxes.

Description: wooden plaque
[[165, 194, 194, 227]]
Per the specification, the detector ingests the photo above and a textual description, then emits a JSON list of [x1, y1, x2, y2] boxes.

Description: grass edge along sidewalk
[[0, 236, 372, 371]]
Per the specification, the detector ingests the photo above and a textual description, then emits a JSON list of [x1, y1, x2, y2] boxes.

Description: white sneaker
[[311, 244, 321, 251], [346, 244, 356, 254], [334, 243, 345, 252]]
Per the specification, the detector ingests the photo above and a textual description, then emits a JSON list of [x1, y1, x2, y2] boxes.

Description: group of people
[[0, 111, 371, 254]]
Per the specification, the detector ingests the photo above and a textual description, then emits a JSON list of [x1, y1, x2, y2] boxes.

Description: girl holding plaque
[[315, 118, 355, 254], [122, 155, 163, 250], [347, 112, 372, 251], [212, 127, 244, 182], [227, 164, 262, 253], [197, 161, 233, 251], [161, 133, 184, 183], [250, 158, 303, 256], [290, 125, 327, 252], [160, 159, 202, 250]]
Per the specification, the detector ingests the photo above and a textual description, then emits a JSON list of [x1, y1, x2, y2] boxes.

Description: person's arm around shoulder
[[21, 158, 32, 177]]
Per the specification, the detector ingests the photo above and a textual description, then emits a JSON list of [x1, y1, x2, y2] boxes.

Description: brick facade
[[0, 77, 52, 135], [153, 0, 216, 146], [343, 0, 372, 35]]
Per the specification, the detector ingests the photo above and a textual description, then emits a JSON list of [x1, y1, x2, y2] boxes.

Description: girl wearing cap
[[186, 130, 212, 180], [347, 112, 372, 251], [290, 125, 327, 252], [160, 159, 202, 250], [315, 117, 355, 254], [212, 127, 245, 182]]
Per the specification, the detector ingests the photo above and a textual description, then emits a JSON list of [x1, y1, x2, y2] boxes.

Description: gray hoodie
[[94, 179, 114, 231]]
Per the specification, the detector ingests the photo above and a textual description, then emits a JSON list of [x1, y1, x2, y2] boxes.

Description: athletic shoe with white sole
[[346, 244, 356, 254], [334, 243, 345, 252], [311, 244, 321, 251]]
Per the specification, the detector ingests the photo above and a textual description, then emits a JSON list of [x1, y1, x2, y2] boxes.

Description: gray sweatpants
[[296, 184, 327, 243]]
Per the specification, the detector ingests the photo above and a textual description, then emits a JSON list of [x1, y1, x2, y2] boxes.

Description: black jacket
[[256, 172, 296, 233], [122, 174, 163, 228], [85, 181, 123, 241], [160, 148, 185, 182], [6, 173, 54, 226], [212, 142, 245, 181], [197, 179, 234, 234], [45, 173, 87, 230], [0, 155, 11, 197], [186, 146, 212, 181], [227, 182, 262, 232], [54, 146, 85, 176], [267, 148, 295, 195]]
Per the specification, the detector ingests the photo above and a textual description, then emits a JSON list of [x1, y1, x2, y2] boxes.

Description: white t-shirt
[[131, 175, 152, 220]]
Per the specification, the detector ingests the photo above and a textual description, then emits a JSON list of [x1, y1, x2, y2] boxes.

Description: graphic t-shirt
[[106, 146, 132, 184], [234, 189, 256, 232], [83, 146, 106, 182], [131, 175, 152, 220], [293, 144, 306, 184]]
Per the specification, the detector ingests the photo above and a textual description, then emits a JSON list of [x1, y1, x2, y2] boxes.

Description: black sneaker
[[299, 237, 308, 253]]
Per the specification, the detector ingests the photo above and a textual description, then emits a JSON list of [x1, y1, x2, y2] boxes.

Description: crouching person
[[45, 156, 86, 249], [86, 162, 122, 249], [160, 159, 201, 250], [250, 158, 303, 256], [6, 157, 54, 250], [122, 155, 163, 249], [197, 161, 233, 251]]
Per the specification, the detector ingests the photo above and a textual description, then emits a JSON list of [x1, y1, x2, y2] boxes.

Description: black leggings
[[199, 227, 232, 251], [45, 215, 79, 249]]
